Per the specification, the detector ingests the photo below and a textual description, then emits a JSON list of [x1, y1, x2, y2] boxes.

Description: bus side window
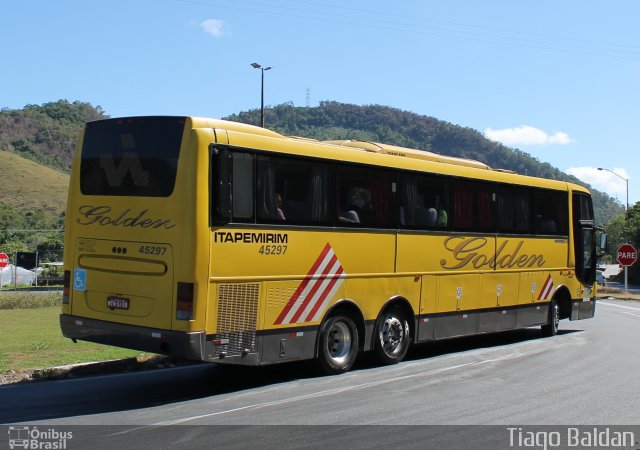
[[400, 173, 449, 229], [211, 147, 231, 224], [534, 190, 568, 235], [513, 189, 533, 233], [497, 186, 533, 234], [337, 166, 396, 227], [452, 180, 495, 232], [257, 155, 331, 225]]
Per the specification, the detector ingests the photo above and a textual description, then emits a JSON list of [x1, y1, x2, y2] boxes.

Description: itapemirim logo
[[7, 426, 73, 449]]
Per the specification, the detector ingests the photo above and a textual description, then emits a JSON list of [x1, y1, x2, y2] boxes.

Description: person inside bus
[[276, 194, 286, 221], [340, 188, 372, 224], [434, 194, 448, 227], [423, 193, 447, 227]]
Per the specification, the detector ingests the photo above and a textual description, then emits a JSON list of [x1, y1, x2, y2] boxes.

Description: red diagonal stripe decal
[[304, 266, 345, 322], [289, 254, 339, 324], [537, 274, 553, 300], [274, 243, 332, 325]]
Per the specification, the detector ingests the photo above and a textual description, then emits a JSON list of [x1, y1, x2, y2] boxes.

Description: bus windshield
[[79, 116, 186, 197]]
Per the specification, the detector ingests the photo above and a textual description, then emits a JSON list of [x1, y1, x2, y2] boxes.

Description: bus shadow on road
[[404, 327, 583, 363], [351, 327, 583, 370], [0, 328, 583, 423]]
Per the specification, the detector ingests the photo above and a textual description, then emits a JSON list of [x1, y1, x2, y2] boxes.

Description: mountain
[[0, 100, 107, 172], [224, 101, 623, 225]]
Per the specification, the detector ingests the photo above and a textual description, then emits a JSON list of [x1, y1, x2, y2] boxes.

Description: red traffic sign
[[617, 243, 638, 267], [0, 253, 8, 269]]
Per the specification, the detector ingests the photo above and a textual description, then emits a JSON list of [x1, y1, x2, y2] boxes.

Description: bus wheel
[[541, 298, 559, 337], [317, 314, 359, 374], [374, 307, 410, 365]]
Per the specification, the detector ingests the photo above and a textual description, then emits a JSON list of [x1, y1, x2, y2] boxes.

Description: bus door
[[572, 192, 597, 319]]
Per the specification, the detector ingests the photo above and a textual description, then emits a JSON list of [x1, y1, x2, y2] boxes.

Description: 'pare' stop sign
[[617, 243, 638, 267]]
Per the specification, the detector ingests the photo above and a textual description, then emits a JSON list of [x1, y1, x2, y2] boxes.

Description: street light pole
[[250, 62, 272, 127], [598, 167, 630, 292]]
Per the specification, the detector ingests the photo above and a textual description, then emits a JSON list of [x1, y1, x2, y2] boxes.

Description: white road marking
[[598, 301, 640, 311], [150, 358, 511, 426]]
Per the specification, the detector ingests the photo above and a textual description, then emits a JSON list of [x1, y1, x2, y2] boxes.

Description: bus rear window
[[80, 117, 186, 197]]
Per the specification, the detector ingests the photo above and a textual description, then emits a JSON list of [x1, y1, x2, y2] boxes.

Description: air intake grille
[[216, 283, 259, 355]]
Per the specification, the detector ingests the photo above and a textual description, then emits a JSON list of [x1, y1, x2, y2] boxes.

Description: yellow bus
[[61, 116, 605, 374]]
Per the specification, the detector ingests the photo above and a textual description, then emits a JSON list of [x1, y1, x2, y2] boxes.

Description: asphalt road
[[2, 299, 639, 449]]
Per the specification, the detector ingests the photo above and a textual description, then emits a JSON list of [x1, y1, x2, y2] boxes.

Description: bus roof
[[187, 116, 587, 195], [190, 116, 283, 139], [324, 140, 492, 170]]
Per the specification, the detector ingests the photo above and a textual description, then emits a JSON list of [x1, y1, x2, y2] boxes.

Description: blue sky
[[2, 0, 639, 204]]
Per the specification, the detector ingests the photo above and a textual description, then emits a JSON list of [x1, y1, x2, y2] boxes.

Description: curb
[[25, 356, 191, 383], [31, 357, 140, 381]]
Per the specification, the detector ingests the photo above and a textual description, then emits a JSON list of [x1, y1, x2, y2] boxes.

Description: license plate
[[107, 296, 129, 310]]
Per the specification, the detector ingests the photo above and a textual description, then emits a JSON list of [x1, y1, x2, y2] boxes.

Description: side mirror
[[596, 227, 607, 257]]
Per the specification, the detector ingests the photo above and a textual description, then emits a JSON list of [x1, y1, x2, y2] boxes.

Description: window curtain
[[371, 178, 391, 224], [498, 190, 514, 231], [256, 159, 277, 220], [309, 164, 329, 222], [401, 178, 417, 226], [476, 190, 494, 230], [514, 193, 531, 232], [454, 189, 474, 229]]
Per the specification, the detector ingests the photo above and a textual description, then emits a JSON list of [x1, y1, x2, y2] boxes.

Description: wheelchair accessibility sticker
[[73, 268, 87, 292]]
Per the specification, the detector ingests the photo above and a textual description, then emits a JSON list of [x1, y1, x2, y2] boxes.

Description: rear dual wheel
[[374, 307, 410, 365]]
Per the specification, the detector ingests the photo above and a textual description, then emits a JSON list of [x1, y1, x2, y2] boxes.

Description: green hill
[[0, 150, 69, 256], [0, 150, 69, 220]]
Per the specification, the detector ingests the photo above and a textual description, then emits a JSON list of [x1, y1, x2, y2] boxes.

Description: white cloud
[[566, 166, 629, 200], [484, 125, 574, 146], [547, 131, 572, 144], [201, 19, 227, 38]]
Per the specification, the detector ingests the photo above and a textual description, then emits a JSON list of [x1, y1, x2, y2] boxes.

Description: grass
[[0, 150, 68, 219], [597, 285, 640, 301], [0, 306, 150, 373]]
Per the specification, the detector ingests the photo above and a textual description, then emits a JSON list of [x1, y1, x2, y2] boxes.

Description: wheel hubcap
[[327, 321, 352, 364], [381, 316, 406, 356]]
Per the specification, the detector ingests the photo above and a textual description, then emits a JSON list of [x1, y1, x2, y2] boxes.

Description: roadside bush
[[0, 291, 61, 309]]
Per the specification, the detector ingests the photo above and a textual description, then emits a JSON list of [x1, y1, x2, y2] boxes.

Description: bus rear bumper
[[60, 314, 207, 362], [570, 299, 596, 320]]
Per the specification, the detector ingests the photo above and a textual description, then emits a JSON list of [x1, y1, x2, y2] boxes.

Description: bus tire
[[374, 306, 410, 365], [316, 314, 359, 375], [541, 298, 559, 337]]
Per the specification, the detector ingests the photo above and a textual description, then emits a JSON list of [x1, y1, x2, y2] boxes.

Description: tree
[[603, 214, 625, 264]]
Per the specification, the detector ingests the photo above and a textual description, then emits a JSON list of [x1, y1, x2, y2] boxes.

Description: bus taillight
[[176, 282, 194, 320], [62, 270, 71, 304]]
